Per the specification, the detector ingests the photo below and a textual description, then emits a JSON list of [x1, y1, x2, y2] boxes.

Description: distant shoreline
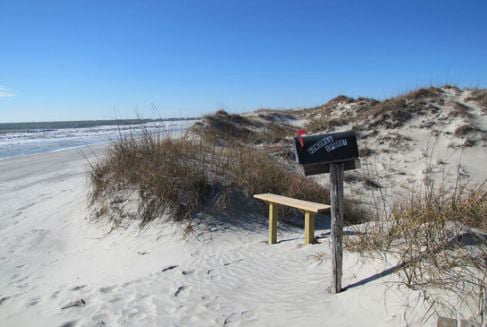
[[0, 117, 200, 133], [0, 118, 199, 160]]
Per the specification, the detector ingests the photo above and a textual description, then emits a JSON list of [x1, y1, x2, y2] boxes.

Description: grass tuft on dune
[[190, 109, 295, 146], [346, 180, 487, 318]]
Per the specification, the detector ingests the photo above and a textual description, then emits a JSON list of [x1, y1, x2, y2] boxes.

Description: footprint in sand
[[0, 296, 10, 306], [61, 299, 86, 310], [71, 284, 87, 291], [51, 290, 61, 299], [161, 265, 178, 273], [223, 312, 238, 326], [109, 296, 122, 303], [99, 286, 115, 293], [223, 259, 244, 266], [121, 278, 141, 287], [203, 295, 221, 311], [27, 297, 40, 306], [174, 286, 188, 297], [59, 320, 78, 327]]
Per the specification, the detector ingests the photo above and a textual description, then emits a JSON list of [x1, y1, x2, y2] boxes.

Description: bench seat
[[253, 193, 331, 245]]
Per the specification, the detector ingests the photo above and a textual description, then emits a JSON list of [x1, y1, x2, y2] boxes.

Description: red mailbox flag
[[297, 129, 307, 148]]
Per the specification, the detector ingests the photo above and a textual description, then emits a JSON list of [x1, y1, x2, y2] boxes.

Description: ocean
[[0, 118, 199, 160]]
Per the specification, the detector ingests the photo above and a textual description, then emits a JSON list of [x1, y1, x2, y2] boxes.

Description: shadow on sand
[[343, 262, 406, 291]]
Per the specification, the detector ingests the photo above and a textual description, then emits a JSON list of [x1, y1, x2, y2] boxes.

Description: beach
[[2, 1, 485, 325], [1, 89, 486, 325], [0, 145, 436, 326]]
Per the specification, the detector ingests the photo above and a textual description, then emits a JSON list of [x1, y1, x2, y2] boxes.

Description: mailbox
[[293, 130, 360, 176]]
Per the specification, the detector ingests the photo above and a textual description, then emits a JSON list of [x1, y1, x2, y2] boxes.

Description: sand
[[0, 145, 473, 326]]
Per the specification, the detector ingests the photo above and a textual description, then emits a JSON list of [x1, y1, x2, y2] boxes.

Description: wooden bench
[[253, 193, 331, 245]]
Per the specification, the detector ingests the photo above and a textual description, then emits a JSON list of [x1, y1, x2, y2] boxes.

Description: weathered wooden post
[[268, 203, 278, 245], [293, 130, 360, 294], [330, 163, 344, 293], [304, 211, 316, 245]]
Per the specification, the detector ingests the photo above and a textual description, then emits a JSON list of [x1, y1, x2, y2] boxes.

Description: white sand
[[0, 146, 472, 326]]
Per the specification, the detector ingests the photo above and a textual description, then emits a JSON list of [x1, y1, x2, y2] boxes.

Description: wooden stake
[[304, 211, 315, 245], [330, 163, 344, 294], [268, 203, 278, 244]]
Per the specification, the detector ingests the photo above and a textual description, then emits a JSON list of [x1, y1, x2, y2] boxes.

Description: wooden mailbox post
[[293, 130, 360, 294]]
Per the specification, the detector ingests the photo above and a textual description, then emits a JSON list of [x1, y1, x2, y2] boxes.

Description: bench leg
[[304, 211, 315, 245], [268, 203, 278, 244]]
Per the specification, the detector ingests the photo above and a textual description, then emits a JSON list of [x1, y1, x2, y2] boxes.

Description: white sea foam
[[0, 120, 198, 160]]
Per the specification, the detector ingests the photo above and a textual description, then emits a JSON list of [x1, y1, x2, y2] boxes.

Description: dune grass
[[88, 126, 364, 226], [346, 179, 487, 320], [190, 109, 294, 146], [306, 86, 449, 133]]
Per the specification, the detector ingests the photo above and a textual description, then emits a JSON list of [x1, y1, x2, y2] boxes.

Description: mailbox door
[[294, 131, 359, 165]]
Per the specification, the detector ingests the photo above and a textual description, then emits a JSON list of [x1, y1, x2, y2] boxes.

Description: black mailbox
[[293, 130, 360, 176]]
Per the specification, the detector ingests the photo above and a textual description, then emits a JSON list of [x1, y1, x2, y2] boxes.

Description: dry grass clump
[[363, 87, 442, 129], [191, 110, 257, 145], [305, 96, 357, 132], [190, 110, 294, 145], [346, 181, 487, 320], [366, 97, 409, 125], [407, 86, 443, 100], [306, 87, 445, 134], [466, 89, 487, 114], [305, 118, 327, 134], [305, 95, 370, 133], [306, 116, 349, 133], [89, 127, 355, 226], [454, 124, 482, 137], [221, 146, 329, 202], [222, 145, 363, 224], [257, 112, 295, 122], [90, 130, 213, 225], [449, 101, 473, 119], [358, 147, 375, 157]]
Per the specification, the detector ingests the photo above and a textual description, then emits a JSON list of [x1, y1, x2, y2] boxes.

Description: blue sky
[[1, 0, 486, 122]]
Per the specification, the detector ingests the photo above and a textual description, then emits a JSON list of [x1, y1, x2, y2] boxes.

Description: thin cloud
[[0, 86, 15, 97]]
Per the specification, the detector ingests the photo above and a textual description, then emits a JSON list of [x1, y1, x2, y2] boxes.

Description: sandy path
[[0, 147, 187, 326], [0, 147, 430, 326]]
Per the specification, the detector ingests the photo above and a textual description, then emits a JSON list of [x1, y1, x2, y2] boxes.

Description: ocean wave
[[0, 119, 199, 160]]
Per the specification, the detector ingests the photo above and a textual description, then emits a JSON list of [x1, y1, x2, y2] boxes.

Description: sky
[[0, 0, 486, 123]]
